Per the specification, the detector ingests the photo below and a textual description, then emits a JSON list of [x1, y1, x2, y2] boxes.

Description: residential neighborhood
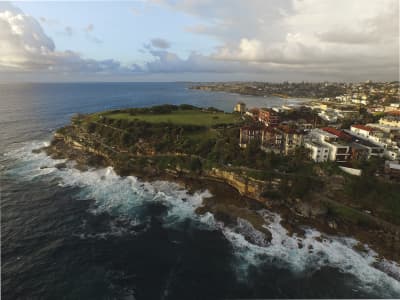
[[235, 81, 400, 180]]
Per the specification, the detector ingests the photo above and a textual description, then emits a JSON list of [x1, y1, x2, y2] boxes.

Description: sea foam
[[4, 140, 400, 297]]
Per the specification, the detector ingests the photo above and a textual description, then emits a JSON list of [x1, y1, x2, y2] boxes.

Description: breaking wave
[[3, 140, 213, 228], [3, 140, 400, 297], [222, 211, 400, 297]]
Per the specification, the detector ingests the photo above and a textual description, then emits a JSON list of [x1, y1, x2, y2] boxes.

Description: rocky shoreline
[[41, 135, 400, 267]]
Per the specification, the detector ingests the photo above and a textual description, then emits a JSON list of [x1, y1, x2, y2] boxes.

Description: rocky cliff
[[43, 123, 400, 263]]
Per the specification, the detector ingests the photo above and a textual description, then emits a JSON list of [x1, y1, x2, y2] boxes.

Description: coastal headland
[[40, 104, 400, 264]]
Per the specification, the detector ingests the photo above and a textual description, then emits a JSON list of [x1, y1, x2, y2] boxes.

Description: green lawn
[[105, 110, 240, 127]]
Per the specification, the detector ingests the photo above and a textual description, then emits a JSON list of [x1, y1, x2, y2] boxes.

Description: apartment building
[[304, 141, 330, 162], [258, 108, 280, 127], [310, 129, 351, 162]]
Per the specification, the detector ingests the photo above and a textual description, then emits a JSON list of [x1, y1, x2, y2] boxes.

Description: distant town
[[191, 81, 399, 102], [213, 81, 400, 180]]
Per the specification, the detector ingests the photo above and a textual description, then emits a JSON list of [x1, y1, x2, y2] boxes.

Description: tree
[[244, 140, 260, 161], [86, 122, 97, 134], [120, 132, 131, 147], [189, 157, 202, 172]]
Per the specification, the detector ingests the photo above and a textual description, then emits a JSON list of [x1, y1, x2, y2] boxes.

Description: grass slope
[[106, 110, 239, 127]]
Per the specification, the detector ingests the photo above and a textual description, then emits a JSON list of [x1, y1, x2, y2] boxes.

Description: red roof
[[387, 110, 400, 116], [351, 124, 373, 132], [248, 108, 260, 114], [322, 127, 352, 141], [277, 125, 304, 134]]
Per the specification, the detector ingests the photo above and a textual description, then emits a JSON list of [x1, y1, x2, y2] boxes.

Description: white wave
[[74, 217, 146, 240], [4, 140, 213, 227], [5, 140, 400, 296], [56, 166, 213, 227], [223, 210, 400, 296], [3, 140, 65, 179], [376, 259, 400, 282]]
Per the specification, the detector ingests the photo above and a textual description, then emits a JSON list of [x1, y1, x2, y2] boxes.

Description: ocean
[[1, 82, 399, 299]]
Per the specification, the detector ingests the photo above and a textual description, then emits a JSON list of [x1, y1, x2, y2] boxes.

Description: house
[[298, 122, 314, 131], [309, 129, 351, 162], [350, 124, 374, 138], [348, 137, 384, 159], [245, 107, 260, 120], [390, 103, 400, 109], [345, 127, 385, 159], [239, 126, 263, 148], [234, 102, 246, 113], [384, 160, 400, 180], [261, 126, 283, 153], [384, 106, 400, 113], [275, 125, 305, 155], [304, 141, 330, 162], [379, 113, 400, 128], [367, 123, 400, 135], [350, 144, 370, 161], [318, 110, 338, 123], [322, 127, 353, 142], [350, 124, 399, 160], [258, 108, 280, 127], [334, 109, 359, 119]]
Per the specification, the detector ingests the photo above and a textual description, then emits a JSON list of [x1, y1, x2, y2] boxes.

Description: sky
[[0, 0, 399, 82]]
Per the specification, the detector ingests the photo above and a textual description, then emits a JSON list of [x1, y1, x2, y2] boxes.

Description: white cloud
[[84, 23, 94, 33], [153, 0, 399, 80], [82, 23, 103, 44], [0, 3, 119, 73], [0, 1, 398, 81], [0, 4, 55, 69], [64, 26, 73, 36]]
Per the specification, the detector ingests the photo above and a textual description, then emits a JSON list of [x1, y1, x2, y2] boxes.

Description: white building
[[351, 99, 369, 105], [351, 124, 399, 160], [309, 129, 351, 162], [345, 129, 385, 159], [390, 103, 400, 108], [350, 124, 373, 138], [318, 110, 338, 123], [304, 141, 330, 162], [379, 115, 400, 128]]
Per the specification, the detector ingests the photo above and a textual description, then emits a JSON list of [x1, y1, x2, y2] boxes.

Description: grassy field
[[105, 110, 240, 127]]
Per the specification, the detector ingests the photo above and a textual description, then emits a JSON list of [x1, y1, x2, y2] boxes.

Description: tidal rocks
[[294, 200, 328, 218], [55, 162, 67, 170], [32, 148, 42, 154]]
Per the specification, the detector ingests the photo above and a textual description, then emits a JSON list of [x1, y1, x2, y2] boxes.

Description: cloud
[[150, 38, 170, 49], [39, 16, 59, 26], [213, 0, 399, 70], [137, 43, 396, 82], [82, 23, 102, 44], [0, 3, 126, 74], [84, 23, 94, 33], [0, 3, 55, 69], [64, 26, 73, 36], [152, 0, 399, 80], [1, 1, 398, 81]]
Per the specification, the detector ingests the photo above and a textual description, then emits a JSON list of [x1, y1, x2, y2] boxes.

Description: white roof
[[305, 140, 328, 148], [312, 129, 337, 139], [388, 162, 400, 170]]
